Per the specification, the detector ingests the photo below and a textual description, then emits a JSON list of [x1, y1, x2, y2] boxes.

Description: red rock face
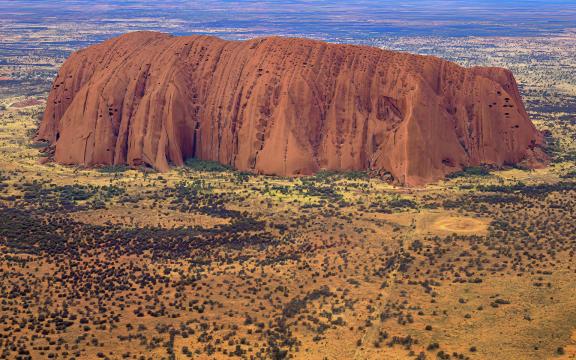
[[37, 31, 546, 185]]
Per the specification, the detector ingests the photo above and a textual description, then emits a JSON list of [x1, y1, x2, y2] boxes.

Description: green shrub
[[342, 171, 369, 180], [561, 169, 576, 179], [447, 166, 491, 179], [184, 158, 231, 172], [28, 141, 49, 149], [98, 165, 129, 173], [313, 170, 368, 181]]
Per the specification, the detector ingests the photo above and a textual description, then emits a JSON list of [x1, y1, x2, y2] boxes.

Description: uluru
[[37, 31, 546, 185]]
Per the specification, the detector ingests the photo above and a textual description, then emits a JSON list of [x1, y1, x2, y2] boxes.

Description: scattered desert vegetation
[[0, 99, 574, 360]]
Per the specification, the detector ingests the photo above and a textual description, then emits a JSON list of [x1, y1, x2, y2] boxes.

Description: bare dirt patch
[[376, 210, 490, 236], [430, 216, 488, 234], [557, 329, 576, 359]]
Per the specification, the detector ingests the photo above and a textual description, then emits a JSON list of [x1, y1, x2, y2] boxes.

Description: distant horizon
[[2, 0, 576, 44]]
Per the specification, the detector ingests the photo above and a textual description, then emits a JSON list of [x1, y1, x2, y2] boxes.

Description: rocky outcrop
[[37, 31, 546, 185]]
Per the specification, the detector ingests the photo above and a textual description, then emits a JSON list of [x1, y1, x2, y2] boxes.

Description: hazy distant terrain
[[2, 0, 576, 40]]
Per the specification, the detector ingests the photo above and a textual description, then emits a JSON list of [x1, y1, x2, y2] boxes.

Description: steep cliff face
[[37, 31, 545, 185]]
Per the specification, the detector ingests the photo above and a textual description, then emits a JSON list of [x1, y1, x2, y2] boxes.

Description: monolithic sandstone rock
[[37, 31, 546, 185]]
